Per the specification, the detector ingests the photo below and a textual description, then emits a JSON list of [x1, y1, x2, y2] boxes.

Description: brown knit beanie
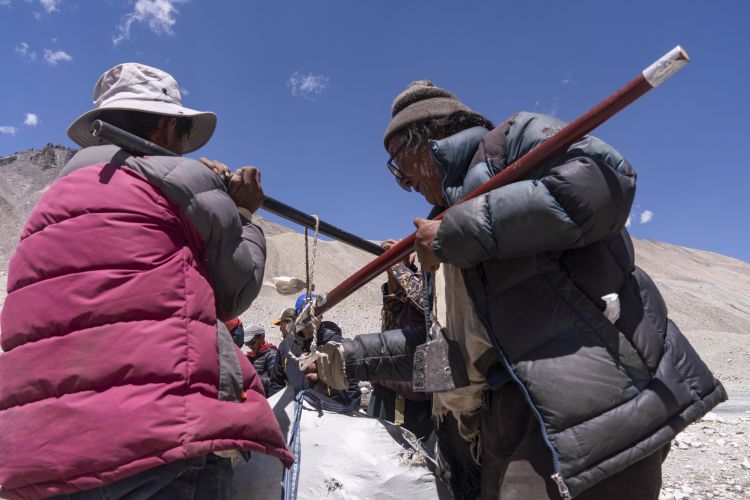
[[383, 80, 481, 149]]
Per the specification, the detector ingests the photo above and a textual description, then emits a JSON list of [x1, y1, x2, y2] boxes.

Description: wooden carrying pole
[[316, 45, 690, 315]]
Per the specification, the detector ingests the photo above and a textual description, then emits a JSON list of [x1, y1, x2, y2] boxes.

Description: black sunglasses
[[386, 142, 412, 192]]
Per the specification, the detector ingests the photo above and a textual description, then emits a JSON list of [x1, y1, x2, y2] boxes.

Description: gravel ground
[[660, 411, 750, 499]]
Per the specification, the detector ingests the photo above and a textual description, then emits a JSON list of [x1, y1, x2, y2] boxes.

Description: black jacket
[[248, 344, 285, 397], [307, 322, 362, 406], [276, 321, 362, 406], [343, 113, 726, 497]]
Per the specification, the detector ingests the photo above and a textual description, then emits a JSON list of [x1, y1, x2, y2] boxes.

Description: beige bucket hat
[[67, 62, 217, 153]]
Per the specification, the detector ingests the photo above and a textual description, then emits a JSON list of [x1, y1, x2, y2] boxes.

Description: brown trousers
[[438, 383, 669, 499]]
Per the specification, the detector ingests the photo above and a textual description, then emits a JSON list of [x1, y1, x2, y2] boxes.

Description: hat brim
[[244, 332, 264, 343], [271, 319, 283, 325], [67, 99, 217, 154]]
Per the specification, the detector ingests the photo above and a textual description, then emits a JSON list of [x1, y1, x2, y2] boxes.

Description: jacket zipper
[[474, 264, 571, 500]]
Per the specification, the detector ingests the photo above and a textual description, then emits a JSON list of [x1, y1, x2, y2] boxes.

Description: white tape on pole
[[642, 45, 690, 88]]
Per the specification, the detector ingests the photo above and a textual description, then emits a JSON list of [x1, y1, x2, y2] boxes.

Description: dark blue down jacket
[[431, 113, 726, 497], [343, 112, 726, 498]]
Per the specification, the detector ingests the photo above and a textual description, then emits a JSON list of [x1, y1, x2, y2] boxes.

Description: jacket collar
[[429, 126, 488, 189]]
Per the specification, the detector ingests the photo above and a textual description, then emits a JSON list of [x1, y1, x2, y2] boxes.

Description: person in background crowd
[[225, 317, 245, 348], [244, 324, 285, 397], [274, 307, 309, 392], [273, 307, 296, 341]]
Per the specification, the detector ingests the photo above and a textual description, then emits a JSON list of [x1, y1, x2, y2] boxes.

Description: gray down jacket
[[344, 112, 726, 498]]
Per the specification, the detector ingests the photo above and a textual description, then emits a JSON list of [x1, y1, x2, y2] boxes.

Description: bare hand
[[382, 239, 416, 268], [199, 157, 231, 183], [228, 166, 265, 213], [304, 361, 319, 383], [381, 239, 398, 251], [413, 218, 441, 272]]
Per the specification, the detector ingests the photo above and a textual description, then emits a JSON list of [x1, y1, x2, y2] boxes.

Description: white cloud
[[180, 86, 189, 97], [43, 49, 72, 65], [0, 0, 11, 7], [24, 113, 39, 126], [0, 126, 18, 135], [625, 216, 632, 228], [113, 0, 187, 46], [561, 78, 577, 86], [288, 72, 330, 100], [38, 0, 59, 12], [15, 42, 37, 61], [640, 210, 654, 224]]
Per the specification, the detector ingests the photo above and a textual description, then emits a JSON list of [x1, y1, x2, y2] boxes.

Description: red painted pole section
[[316, 46, 689, 315]]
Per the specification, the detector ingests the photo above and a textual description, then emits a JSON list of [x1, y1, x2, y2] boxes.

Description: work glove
[[299, 341, 348, 390]]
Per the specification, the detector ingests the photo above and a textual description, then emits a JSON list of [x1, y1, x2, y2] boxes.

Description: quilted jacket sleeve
[[342, 327, 426, 382], [132, 156, 266, 320], [433, 155, 636, 268]]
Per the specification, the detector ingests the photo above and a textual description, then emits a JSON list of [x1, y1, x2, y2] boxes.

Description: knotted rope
[[294, 216, 321, 371]]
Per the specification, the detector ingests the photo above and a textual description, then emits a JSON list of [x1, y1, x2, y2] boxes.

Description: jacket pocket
[[559, 272, 651, 390], [216, 321, 244, 401]]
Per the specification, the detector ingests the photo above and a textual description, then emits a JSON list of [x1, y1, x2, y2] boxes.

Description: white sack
[[232, 387, 452, 499]]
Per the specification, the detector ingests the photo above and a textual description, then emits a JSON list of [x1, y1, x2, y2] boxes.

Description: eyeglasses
[[386, 142, 412, 192]]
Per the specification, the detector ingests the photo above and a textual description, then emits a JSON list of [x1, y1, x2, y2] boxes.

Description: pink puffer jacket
[[0, 150, 293, 499]]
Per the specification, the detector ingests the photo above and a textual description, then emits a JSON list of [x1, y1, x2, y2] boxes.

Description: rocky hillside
[[0, 145, 76, 267]]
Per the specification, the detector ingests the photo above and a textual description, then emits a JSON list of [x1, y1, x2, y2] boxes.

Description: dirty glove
[[228, 166, 265, 214], [299, 341, 348, 390]]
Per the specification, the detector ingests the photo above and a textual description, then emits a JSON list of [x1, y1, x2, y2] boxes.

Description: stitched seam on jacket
[[181, 251, 191, 445], [482, 194, 499, 257], [19, 202, 176, 242], [7, 259, 180, 294], [1, 380, 200, 412], [538, 177, 585, 246], [4, 315, 214, 352]]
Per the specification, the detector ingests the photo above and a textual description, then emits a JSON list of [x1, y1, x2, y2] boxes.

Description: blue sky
[[1, 0, 748, 263]]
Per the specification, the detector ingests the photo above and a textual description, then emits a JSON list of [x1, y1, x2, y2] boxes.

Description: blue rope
[[280, 390, 359, 500], [281, 391, 305, 500]]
